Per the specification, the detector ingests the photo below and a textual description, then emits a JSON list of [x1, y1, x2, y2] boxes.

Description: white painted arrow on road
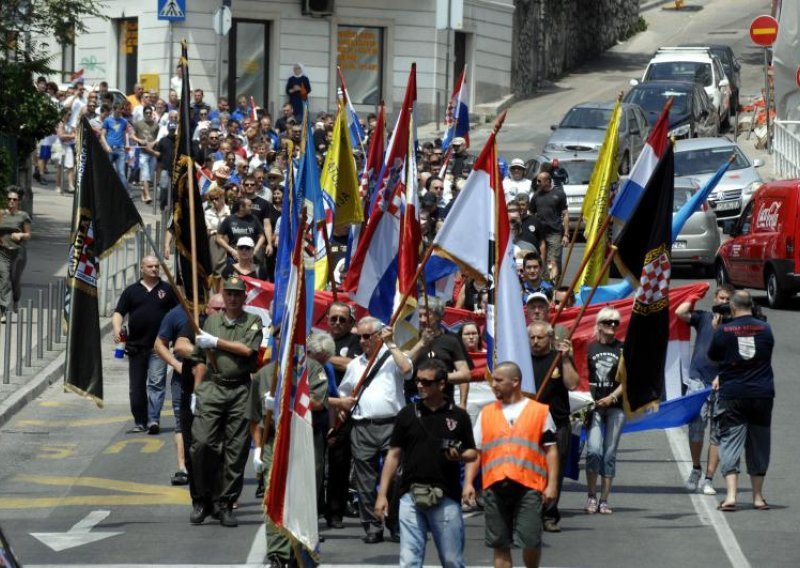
[[31, 510, 123, 552]]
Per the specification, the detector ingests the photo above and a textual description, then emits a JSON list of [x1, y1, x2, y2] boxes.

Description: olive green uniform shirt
[[192, 311, 263, 380]]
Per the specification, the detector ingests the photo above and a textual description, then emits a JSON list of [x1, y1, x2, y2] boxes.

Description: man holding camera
[[708, 291, 775, 512], [675, 283, 734, 494], [375, 359, 477, 567]]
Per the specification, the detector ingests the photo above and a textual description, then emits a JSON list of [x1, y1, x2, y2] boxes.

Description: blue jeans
[[586, 407, 625, 478], [146, 350, 168, 427], [109, 146, 127, 187], [399, 493, 464, 568]]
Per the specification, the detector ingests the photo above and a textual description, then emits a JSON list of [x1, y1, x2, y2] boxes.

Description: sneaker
[[685, 468, 702, 491], [147, 422, 160, 435], [598, 500, 613, 515], [700, 479, 717, 495], [585, 495, 598, 514]]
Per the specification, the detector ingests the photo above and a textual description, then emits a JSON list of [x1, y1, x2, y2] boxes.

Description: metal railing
[[773, 120, 800, 180], [2, 224, 161, 383]]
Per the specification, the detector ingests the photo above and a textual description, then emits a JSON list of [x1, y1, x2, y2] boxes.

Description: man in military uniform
[[189, 276, 263, 527]]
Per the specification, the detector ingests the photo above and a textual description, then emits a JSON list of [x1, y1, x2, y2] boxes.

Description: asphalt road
[[2, 1, 797, 567]]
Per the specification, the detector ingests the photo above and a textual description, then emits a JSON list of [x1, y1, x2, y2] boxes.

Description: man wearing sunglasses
[[375, 359, 477, 566], [330, 317, 413, 544]]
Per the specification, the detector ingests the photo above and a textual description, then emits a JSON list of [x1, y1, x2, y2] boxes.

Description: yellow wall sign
[[140, 73, 160, 92]]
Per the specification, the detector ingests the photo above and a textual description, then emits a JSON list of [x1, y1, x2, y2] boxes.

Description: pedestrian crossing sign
[[158, 0, 186, 22]]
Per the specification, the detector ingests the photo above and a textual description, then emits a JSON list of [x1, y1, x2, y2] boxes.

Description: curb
[[0, 319, 112, 429]]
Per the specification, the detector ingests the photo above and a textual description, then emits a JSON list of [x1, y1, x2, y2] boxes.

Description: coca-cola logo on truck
[[755, 200, 782, 231]]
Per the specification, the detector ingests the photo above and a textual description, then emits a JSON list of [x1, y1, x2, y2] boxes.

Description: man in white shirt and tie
[[331, 316, 414, 544]]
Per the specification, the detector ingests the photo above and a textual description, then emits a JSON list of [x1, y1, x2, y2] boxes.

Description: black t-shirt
[[390, 400, 476, 502], [234, 195, 274, 227], [329, 233, 349, 286], [178, 320, 197, 391], [587, 339, 623, 407], [531, 350, 570, 427], [333, 332, 362, 386], [219, 213, 264, 246], [518, 213, 541, 251], [530, 188, 567, 236], [221, 262, 268, 281], [115, 280, 178, 348], [408, 332, 468, 400]]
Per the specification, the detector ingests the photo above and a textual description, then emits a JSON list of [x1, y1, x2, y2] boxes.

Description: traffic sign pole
[[750, 15, 779, 154], [764, 48, 771, 154]]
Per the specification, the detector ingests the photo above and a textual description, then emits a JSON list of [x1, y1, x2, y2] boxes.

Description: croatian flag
[[196, 166, 213, 196], [266, 212, 319, 555], [337, 66, 367, 151], [609, 101, 671, 224], [343, 64, 416, 323], [441, 65, 470, 151], [426, 127, 535, 393]]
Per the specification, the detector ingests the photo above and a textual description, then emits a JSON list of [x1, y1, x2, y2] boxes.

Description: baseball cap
[[266, 167, 284, 180], [525, 292, 550, 305], [222, 276, 246, 292], [510, 158, 525, 169], [452, 136, 466, 147], [236, 236, 255, 248]]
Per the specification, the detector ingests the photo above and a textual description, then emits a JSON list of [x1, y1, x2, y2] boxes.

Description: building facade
[[45, 0, 514, 123]]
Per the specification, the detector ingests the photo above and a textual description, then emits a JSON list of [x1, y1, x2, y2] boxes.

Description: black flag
[[614, 146, 675, 416], [65, 117, 143, 405], [171, 40, 212, 305]]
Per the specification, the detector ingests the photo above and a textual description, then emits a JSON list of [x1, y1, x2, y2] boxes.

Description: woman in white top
[[204, 186, 230, 275]]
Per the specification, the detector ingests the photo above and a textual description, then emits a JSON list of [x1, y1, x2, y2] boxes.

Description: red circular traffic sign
[[750, 15, 779, 47]]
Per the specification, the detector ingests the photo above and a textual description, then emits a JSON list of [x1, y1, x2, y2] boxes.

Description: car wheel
[[715, 261, 729, 287], [619, 151, 630, 175], [765, 269, 790, 309]]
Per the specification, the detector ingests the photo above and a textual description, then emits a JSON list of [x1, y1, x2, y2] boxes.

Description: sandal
[[717, 502, 737, 512], [753, 501, 770, 510]]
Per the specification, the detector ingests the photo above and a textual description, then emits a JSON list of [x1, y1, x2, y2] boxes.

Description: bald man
[[113, 256, 178, 433]]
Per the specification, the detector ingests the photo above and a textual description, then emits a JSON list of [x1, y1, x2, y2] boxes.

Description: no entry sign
[[750, 15, 779, 47]]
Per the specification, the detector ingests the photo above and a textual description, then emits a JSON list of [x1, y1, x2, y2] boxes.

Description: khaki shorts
[[483, 479, 543, 550]]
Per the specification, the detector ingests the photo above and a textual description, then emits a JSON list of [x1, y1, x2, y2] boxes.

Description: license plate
[[715, 200, 740, 212], [673, 240, 687, 249]]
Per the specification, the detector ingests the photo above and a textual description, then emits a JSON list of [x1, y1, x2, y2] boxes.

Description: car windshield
[[674, 146, 751, 176], [625, 88, 689, 115], [645, 61, 712, 86], [559, 107, 612, 130], [673, 185, 699, 213], [554, 161, 596, 185]]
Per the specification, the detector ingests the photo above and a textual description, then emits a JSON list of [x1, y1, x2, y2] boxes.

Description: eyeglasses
[[210, 197, 220, 201], [329, 315, 349, 324], [359, 332, 377, 340], [415, 378, 439, 386], [599, 320, 620, 328], [243, 182, 255, 187], [237, 245, 253, 251], [209, 136, 219, 140]]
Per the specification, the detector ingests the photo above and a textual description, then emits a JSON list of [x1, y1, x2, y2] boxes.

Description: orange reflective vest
[[480, 399, 550, 492]]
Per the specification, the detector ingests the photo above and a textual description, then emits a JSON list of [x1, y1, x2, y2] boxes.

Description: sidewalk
[[0, 181, 161, 428]]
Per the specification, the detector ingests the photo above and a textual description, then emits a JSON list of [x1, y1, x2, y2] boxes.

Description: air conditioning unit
[[303, 0, 334, 17]]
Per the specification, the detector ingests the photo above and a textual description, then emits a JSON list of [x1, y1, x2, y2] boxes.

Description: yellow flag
[[575, 101, 622, 291], [321, 102, 363, 226]]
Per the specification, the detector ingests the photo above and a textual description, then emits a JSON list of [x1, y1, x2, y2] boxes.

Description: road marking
[[17, 411, 173, 428], [0, 475, 190, 509], [37, 443, 78, 459], [31, 510, 123, 551], [665, 428, 751, 568], [245, 523, 266, 564], [104, 438, 164, 454]]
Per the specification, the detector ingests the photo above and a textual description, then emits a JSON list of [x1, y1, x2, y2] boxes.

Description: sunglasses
[[359, 332, 377, 340], [415, 378, 439, 386], [237, 245, 253, 250], [243, 183, 255, 187], [210, 197, 220, 201], [329, 315, 349, 324], [599, 320, 620, 327]]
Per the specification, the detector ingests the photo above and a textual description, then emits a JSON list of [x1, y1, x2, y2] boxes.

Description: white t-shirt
[[503, 177, 532, 201], [338, 347, 413, 420], [473, 398, 556, 449]]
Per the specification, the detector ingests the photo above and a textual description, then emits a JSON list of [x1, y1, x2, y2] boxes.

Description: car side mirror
[[753, 158, 764, 168], [629, 79, 639, 87], [550, 124, 557, 131]]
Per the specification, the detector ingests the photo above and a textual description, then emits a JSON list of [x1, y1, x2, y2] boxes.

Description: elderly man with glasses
[[330, 317, 413, 544]]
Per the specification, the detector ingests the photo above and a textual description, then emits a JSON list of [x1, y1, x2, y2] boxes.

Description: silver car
[[674, 137, 764, 228], [545, 102, 650, 175], [524, 154, 596, 231], [672, 178, 721, 277]]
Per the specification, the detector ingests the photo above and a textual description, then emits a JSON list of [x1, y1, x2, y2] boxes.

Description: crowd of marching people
[[39, 66, 775, 568]]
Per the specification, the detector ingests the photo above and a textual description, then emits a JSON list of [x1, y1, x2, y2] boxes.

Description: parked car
[[637, 48, 732, 127], [623, 80, 719, 139], [674, 137, 764, 227], [544, 101, 649, 174], [672, 178, 721, 277], [524, 154, 596, 231], [716, 180, 800, 308], [680, 43, 741, 114]]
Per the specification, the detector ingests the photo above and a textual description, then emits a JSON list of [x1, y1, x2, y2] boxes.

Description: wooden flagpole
[[319, 220, 338, 300], [534, 246, 618, 400], [555, 215, 584, 291]]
